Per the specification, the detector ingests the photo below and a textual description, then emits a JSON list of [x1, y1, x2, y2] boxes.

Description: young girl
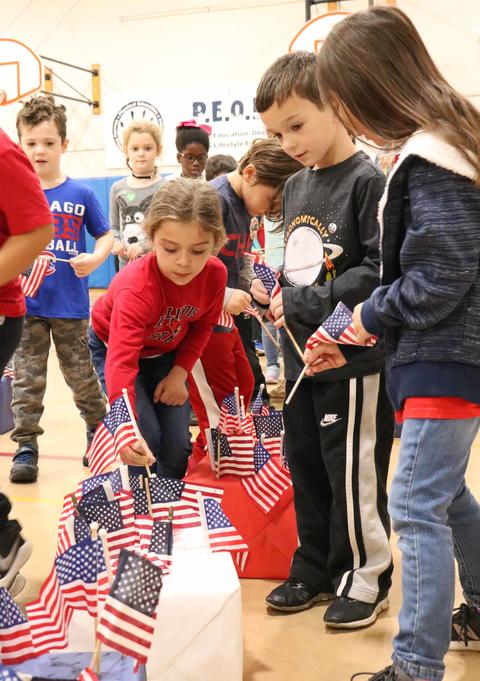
[[110, 121, 164, 269], [89, 178, 226, 477], [188, 138, 301, 463], [309, 7, 480, 681], [175, 120, 210, 179]]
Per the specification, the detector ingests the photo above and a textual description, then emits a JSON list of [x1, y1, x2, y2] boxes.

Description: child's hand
[[352, 303, 374, 345], [270, 290, 284, 328], [225, 289, 252, 315], [250, 277, 270, 306], [112, 240, 128, 259], [304, 343, 347, 374], [126, 243, 143, 260], [70, 253, 99, 278], [118, 439, 156, 467], [153, 366, 188, 406]]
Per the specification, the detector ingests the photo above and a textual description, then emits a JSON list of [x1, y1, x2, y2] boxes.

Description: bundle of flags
[[19, 251, 55, 298], [306, 301, 377, 349]]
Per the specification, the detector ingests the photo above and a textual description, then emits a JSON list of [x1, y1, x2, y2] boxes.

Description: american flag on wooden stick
[[242, 441, 291, 513], [87, 395, 138, 475], [212, 430, 255, 477], [96, 549, 162, 668], [306, 302, 377, 348], [0, 587, 35, 664], [19, 251, 55, 298], [252, 261, 281, 300]]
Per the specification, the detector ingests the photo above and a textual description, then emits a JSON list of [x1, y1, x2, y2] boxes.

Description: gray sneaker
[[10, 444, 39, 483], [0, 535, 32, 592]]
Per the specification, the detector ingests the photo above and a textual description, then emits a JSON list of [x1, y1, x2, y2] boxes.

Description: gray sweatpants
[[11, 316, 107, 448]]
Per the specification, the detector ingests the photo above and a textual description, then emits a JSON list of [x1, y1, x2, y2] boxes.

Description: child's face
[[240, 166, 277, 217], [19, 118, 67, 178], [126, 132, 159, 175], [153, 219, 215, 285], [177, 143, 208, 179], [259, 94, 339, 168]]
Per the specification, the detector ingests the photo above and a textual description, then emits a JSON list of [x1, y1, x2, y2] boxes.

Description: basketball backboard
[[0, 38, 43, 106]]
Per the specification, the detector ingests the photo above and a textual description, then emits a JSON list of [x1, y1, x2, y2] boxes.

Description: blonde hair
[[123, 121, 163, 154], [143, 178, 226, 253]]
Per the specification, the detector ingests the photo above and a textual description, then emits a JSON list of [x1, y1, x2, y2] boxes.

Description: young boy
[[253, 52, 394, 628], [10, 96, 113, 483], [0, 121, 54, 593]]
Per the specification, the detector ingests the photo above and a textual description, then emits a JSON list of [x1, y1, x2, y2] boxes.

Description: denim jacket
[[361, 132, 480, 409]]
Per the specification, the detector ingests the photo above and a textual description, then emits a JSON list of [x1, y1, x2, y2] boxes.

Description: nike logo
[[320, 414, 342, 427]]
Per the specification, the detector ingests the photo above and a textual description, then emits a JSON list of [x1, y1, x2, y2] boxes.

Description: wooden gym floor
[[1, 314, 479, 680]]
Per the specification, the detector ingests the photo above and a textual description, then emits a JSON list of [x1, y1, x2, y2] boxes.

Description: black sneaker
[[450, 603, 480, 651], [9, 444, 39, 483], [350, 665, 414, 680], [265, 578, 334, 612], [324, 594, 389, 629], [83, 427, 96, 467], [0, 531, 32, 592]]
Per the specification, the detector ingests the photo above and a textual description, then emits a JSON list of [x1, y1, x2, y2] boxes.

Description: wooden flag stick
[[215, 429, 221, 479], [122, 387, 152, 477], [280, 429, 286, 467], [251, 306, 280, 349], [240, 395, 246, 420], [234, 386, 241, 429], [283, 322, 304, 362], [144, 475, 153, 516], [285, 364, 309, 406], [89, 522, 101, 675]]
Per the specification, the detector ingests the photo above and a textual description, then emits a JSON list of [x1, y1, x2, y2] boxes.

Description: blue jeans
[[88, 328, 191, 479], [389, 417, 480, 681], [261, 320, 279, 369]]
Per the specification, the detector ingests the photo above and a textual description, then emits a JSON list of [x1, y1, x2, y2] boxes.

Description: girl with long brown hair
[[308, 7, 480, 681]]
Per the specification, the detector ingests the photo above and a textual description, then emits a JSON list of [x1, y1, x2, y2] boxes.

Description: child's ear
[[61, 138, 69, 153], [176, 152, 182, 163], [242, 164, 257, 184]]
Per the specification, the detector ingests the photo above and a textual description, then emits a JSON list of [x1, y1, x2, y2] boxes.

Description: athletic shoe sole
[[325, 597, 390, 629], [449, 640, 480, 651], [266, 592, 335, 612], [0, 539, 32, 591], [8, 572, 26, 598]]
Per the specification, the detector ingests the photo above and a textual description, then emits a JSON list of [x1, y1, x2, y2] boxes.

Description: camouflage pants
[[11, 317, 107, 448]]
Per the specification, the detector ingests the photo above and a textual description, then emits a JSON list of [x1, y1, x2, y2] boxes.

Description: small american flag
[[0, 587, 35, 664], [148, 477, 222, 528], [251, 387, 270, 416], [217, 393, 239, 434], [242, 441, 291, 513], [254, 410, 284, 456], [26, 566, 73, 655], [87, 395, 138, 475], [306, 302, 377, 348], [212, 430, 255, 476], [253, 262, 281, 300], [96, 549, 162, 667], [202, 498, 249, 554], [217, 310, 234, 328], [19, 251, 55, 298], [55, 537, 109, 617], [137, 517, 173, 573]]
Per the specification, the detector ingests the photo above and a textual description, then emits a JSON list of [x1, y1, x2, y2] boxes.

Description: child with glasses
[[175, 120, 211, 180], [110, 121, 165, 269]]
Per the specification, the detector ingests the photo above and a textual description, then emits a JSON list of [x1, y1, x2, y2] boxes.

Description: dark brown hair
[[316, 7, 480, 183], [205, 154, 237, 181], [143, 178, 226, 253], [16, 95, 67, 142], [237, 138, 302, 219], [255, 51, 322, 113]]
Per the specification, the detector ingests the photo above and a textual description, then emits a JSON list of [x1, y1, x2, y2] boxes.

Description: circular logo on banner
[[112, 100, 164, 151], [289, 11, 350, 53]]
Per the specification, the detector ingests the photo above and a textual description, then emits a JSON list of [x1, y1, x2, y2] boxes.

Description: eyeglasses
[[179, 153, 208, 164]]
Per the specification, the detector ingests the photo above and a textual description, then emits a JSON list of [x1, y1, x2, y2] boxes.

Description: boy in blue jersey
[[9, 96, 113, 483]]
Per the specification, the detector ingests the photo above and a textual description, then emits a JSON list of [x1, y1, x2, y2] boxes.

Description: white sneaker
[[265, 366, 280, 384]]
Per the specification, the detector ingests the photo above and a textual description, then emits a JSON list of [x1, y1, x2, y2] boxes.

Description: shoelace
[[13, 450, 36, 465], [452, 603, 472, 646]]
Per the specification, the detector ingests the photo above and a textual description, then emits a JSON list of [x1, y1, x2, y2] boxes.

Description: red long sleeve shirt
[[91, 253, 227, 407]]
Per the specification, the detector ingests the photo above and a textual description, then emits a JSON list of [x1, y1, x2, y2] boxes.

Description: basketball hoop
[[0, 38, 42, 106]]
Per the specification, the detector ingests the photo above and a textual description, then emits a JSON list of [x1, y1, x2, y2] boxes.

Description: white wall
[[0, 0, 479, 178]]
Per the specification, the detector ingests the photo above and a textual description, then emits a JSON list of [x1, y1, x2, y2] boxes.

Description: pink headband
[[176, 119, 212, 135]]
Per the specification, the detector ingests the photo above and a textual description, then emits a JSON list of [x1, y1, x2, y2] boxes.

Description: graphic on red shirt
[[149, 304, 199, 343]]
